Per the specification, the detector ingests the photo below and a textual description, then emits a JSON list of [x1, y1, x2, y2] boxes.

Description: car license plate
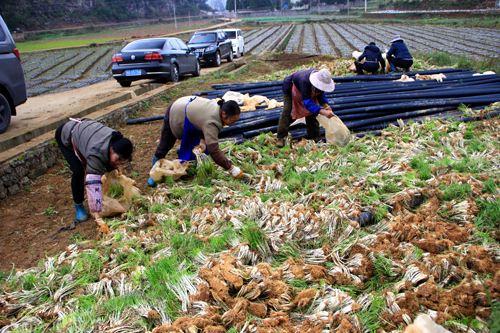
[[196, 48, 204, 52], [125, 69, 142, 77]]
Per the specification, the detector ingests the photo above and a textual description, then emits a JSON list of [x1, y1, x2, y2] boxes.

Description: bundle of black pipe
[[127, 70, 499, 143], [209, 68, 471, 91], [201, 74, 498, 100]]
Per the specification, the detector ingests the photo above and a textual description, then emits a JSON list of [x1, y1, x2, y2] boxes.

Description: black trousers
[[388, 57, 413, 72], [154, 104, 176, 159], [277, 93, 320, 140], [55, 124, 85, 204], [355, 61, 380, 75]]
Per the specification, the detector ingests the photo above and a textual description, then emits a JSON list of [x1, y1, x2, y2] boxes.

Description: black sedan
[[111, 38, 200, 87], [187, 30, 233, 67]]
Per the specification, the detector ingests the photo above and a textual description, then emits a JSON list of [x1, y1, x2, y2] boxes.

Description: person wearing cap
[[147, 96, 248, 187], [55, 119, 134, 222], [355, 42, 386, 75], [386, 35, 413, 72], [276, 68, 335, 147]]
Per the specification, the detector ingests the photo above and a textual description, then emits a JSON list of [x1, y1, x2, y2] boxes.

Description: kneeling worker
[[276, 68, 335, 147], [55, 119, 134, 222], [387, 35, 413, 72], [355, 42, 386, 75], [147, 96, 245, 186]]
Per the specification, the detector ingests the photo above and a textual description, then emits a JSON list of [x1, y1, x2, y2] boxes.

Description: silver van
[[0, 15, 27, 133]]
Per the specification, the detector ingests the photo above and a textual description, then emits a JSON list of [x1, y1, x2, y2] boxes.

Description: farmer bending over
[[355, 42, 386, 75], [55, 119, 134, 222], [147, 96, 247, 187], [387, 35, 413, 72], [276, 68, 335, 147]]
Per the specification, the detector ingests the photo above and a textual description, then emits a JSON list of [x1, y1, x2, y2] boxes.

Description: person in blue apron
[[147, 96, 245, 187], [387, 35, 413, 72], [355, 42, 386, 75]]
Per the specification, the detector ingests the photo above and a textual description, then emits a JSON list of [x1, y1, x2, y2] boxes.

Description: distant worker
[[55, 119, 134, 222], [387, 35, 413, 72], [276, 68, 335, 147], [147, 96, 247, 186], [355, 42, 386, 75]]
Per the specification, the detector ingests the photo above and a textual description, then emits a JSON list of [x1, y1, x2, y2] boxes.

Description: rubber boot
[[357, 210, 375, 227], [147, 177, 157, 187], [276, 137, 286, 148], [74, 203, 89, 222]]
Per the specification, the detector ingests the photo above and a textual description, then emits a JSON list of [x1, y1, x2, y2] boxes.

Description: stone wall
[[0, 103, 141, 200]]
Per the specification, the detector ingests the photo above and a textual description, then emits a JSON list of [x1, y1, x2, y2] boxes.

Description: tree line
[[0, 0, 211, 30]]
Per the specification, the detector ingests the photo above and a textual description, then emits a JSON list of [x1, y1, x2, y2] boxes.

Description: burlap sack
[[100, 195, 127, 217], [100, 170, 141, 218], [317, 114, 351, 146], [149, 159, 188, 182]]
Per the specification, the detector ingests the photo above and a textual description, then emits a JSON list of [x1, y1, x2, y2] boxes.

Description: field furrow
[[313, 23, 335, 56], [301, 24, 319, 54], [285, 24, 304, 53], [324, 23, 356, 57], [252, 25, 291, 54], [401, 25, 495, 57]]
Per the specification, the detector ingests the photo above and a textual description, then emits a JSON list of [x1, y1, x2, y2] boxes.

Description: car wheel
[[240, 48, 244, 57], [170, 64, 179, 82], [214, 52, 221, 67], [227, 50, 233, 62], [193, 61, 201, 77], [0, 93, 12, 134], [118, 80, 131, 87]]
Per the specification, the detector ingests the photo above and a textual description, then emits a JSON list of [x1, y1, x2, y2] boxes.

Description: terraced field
[[22, 44, 122, 97], [244, 23, 500, 58], [21, 23, 499, 97]]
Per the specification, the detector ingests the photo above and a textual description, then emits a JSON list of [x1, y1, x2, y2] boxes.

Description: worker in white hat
[[387, 35, 413, 72], [276, 68, 335, 147]]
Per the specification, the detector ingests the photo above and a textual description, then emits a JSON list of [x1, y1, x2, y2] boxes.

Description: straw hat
[[390, 35, 403, 43], [309, 69, 335, 93]]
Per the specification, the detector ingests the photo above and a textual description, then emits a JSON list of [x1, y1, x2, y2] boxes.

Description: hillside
[[0, 0, 211, 31]]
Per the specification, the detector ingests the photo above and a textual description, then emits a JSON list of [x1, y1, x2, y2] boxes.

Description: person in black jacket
[[386, 35, 413, 72], [355, 42, 386, 75]]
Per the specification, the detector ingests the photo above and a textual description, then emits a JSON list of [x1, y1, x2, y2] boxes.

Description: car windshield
[[123, 39, 165, 51], [189, 33, 216, 44], [224, 31, 236, 39]]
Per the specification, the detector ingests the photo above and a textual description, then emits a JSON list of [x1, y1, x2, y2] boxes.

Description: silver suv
[[0, 15, 27, 134]]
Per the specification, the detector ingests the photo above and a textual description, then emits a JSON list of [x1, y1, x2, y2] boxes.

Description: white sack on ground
[[403, 314, 452, 333], [150, 159, 188, 183]]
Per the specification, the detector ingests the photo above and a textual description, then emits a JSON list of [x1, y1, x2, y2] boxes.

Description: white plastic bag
[[317, 114, 351, 146]]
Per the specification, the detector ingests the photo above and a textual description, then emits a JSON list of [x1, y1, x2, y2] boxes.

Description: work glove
[[229, 166, 252, 183], [229, 165, 243, 178], [85, 174, 103, 213]]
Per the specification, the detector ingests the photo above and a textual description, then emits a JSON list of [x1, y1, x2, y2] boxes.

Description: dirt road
[[0, 63, 236, 157]]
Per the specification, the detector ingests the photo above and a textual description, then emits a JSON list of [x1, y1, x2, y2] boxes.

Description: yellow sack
[[317, 114, 351, 146], [149, 159, 188, 183], [100, 170, 141, 218]]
